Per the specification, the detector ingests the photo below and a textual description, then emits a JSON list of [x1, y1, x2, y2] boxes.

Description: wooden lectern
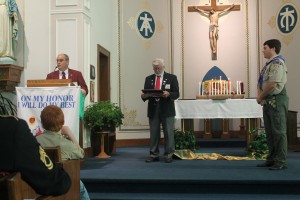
[[27, 79, 73, 87]]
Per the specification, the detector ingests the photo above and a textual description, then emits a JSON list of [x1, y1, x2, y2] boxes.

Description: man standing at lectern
[[46, 53, 88, 96], [141, 58, 179, 163]]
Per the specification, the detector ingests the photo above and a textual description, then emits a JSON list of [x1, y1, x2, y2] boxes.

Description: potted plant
[[248, 129, 268, 159], [174, 129, 198, 159], [84, 101, 124, 156], [174, 129, 197, 151], [84, 101, 124, 131]]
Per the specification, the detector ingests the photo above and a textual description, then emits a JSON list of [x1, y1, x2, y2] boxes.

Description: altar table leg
[[221, 119, 230, 138], [240, 119, 246, 137], [204, 119, 212, 138], [182, 119, 194, 131]]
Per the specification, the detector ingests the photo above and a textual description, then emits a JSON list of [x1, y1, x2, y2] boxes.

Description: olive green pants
[[263, 94, 289, 165]]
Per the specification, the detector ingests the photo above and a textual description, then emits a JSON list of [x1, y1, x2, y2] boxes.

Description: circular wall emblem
[[137, 11, 155, 39], [277, 3, 298, 35]]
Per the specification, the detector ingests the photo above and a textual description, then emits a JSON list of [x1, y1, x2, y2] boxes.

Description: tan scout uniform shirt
[[36, 130, 84, 160], [262, 55, 287, 95]]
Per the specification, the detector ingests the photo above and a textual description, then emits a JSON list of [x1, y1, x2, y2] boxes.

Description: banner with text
[[16, 87, 80, 141]]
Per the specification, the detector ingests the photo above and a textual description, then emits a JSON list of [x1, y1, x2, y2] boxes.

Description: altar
[[175, 99, 263, 147]]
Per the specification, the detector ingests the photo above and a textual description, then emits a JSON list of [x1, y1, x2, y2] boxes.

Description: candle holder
[[198, 79, 244, 99]]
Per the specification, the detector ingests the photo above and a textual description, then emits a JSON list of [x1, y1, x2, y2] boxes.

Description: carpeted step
[[88, 192, 300, 200], [83, 178, 300, 197]]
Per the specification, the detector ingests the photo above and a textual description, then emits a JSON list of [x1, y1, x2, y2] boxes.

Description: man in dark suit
[[0, 115, 71, 196], [141, 58, 180, 163], [46, 53, 88, 96]]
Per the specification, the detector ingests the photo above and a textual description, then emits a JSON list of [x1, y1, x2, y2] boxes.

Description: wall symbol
[[137, 11, 155, 39], [277, 4, 298, 34]]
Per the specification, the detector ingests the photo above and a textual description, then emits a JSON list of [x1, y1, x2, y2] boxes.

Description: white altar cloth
[[175, 99, 263, 119]]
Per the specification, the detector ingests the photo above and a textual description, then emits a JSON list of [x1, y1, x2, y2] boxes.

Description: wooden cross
[[188, 0, 240, 60], [188, 0, 240, 13]]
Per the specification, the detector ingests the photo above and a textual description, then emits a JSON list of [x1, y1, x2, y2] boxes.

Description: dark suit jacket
[[142, 72, 179, 118], [46, 68, 88, 95]]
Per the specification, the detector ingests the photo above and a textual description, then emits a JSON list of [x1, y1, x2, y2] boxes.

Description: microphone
[[54, 66, 58, 71]]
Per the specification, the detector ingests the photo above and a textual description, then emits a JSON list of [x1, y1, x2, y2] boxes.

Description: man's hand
[[61, 126, 80, 147], [256, 96, 266, 106], [260, 100, 267, 106], [61, 126, 73, 138], [141, 93, 150, 99], [81, 89, 87, 96], [256, 96, 261, 104], [162, 91, 170, 98]]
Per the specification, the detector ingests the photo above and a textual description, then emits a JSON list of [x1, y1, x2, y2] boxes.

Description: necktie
[[62, 72, 66, 79], [155, 75, 161, 90]]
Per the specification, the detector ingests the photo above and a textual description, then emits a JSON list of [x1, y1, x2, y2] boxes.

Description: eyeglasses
[[56, 59, 65, 62]]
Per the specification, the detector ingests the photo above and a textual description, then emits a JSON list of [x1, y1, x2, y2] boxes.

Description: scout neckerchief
[[257, 55, 285, 90]]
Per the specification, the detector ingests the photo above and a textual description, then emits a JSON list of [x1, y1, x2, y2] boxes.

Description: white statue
[[0, 0, 18, 61]]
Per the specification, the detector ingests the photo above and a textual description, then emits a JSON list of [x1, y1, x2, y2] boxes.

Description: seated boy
[[36, 105, 90, 200]]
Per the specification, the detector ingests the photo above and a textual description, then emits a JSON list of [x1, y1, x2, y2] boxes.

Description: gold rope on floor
[[174, 150, 256, 160]]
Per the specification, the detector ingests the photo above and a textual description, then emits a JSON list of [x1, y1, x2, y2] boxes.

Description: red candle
[[241, 82, 244, 94]]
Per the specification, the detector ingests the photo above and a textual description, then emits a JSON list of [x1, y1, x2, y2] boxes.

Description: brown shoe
[[256, 162, 274, 167], [145, 157, 159, 163], [269, 163, 287, 170]]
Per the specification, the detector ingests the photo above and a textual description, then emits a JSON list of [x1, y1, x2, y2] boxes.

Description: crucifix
[[188, 0, 240, 60]]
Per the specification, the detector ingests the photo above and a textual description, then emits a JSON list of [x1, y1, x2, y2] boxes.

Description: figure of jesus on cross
[[188, 1, 240, 59], [194, 4, 234, 54]]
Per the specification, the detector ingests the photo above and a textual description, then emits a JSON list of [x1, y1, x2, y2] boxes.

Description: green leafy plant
[[248, 129, 268, 159], [84, 101, 124, 130], [0, 90, 17, 115], [174, 129, 197, 151]]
